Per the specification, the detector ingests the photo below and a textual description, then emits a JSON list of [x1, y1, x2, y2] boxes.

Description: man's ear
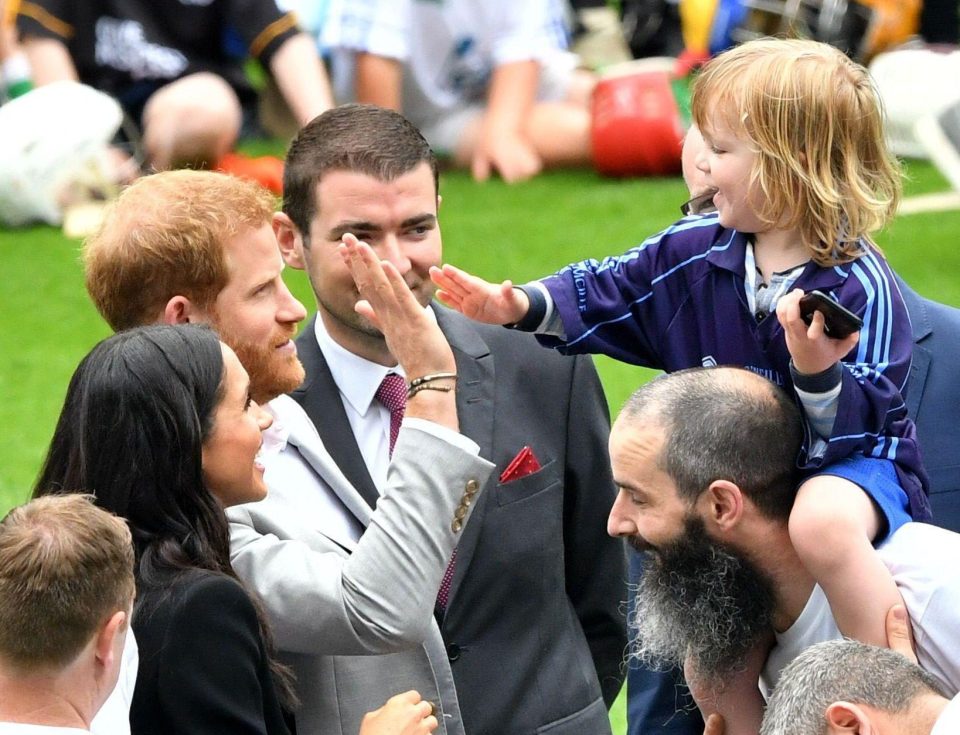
[[274, 212, 305, 269], [825, 701, 871, 733], [94, 610, 127, 672], [700, 479, 744, 532], [162, 295, 199, 325]]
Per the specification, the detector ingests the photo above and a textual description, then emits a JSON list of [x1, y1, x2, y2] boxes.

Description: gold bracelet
[[407, 382, 455, 400], [407, 372, 458, 389]]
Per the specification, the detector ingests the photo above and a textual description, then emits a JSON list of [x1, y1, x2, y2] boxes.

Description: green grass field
[[1, 158, 958, 733]]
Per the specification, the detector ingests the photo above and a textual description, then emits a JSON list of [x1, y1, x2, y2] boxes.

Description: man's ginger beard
[[210, 313, 305, 403], [630, 515, 776, 686]]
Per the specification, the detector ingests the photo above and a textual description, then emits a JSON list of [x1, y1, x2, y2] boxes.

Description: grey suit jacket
[[227, 395, 494, 735], [292, 307, 627, 735]]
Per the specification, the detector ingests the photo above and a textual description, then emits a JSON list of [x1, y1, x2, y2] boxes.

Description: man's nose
[[379, 234, 412, 275], [278, 281, 307, 324], [607, 492, 637, 539]]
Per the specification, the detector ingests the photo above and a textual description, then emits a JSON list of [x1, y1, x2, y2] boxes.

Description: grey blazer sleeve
[[228, 426, 493, 656]]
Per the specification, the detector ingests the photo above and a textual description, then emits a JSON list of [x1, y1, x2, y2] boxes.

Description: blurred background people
[[15, 0, 331, 171], [0, 494, 135, 734], [323, 0, 597, 182], [0, 0, 30, 101]]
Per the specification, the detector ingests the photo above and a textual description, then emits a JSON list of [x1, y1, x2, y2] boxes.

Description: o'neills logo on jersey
[[744, 365, 784, 385]]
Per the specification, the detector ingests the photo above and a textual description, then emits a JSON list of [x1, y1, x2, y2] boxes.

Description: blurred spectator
[[920, 0, 958, 44], [0, 0, 31, 101], [323, 0, 597, 182], [567, 0, 631, 68], [16, 0, 332, 170], [0, 494, 135, 733]]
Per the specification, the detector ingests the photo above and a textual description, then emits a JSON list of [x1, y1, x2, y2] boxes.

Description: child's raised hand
[[430, 264, 530, 325], [777, 289, 860, 375]]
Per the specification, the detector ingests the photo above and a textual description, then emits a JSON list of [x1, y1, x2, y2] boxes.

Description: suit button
[[756, 310, 767, 322], [451, 519, 463, 533], [447, 643, 461, 662], [465, 479, 479, 495], [454, 504, 468, 520]]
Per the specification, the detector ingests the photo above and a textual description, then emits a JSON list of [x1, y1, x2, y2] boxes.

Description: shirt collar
[[260, 400, 291, 456], [704, 226, 851, 292], [312, 307, 437, 416]]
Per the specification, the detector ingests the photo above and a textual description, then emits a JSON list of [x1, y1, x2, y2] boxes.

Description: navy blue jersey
[[539, 213, 931, 520]]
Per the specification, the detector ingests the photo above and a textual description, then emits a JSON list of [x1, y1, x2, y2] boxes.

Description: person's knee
[[142, 73, 242, 168], [789, 477, 873, 571]]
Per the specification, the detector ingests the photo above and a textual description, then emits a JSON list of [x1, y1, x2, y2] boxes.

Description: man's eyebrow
[[328, 221, 382, 240], [401, 213, 437, 228]]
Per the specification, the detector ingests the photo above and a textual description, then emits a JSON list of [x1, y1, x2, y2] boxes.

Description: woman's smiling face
[[201, 344, 273, 507]]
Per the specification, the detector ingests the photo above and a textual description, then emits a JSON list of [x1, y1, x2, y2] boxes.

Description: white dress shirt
[[314, 315, 405, 491]]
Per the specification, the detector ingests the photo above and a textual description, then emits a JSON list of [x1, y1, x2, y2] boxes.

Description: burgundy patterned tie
[[376, 372, 457, 611], [375, 373, 406, 457], [436, 547, 457, 612]]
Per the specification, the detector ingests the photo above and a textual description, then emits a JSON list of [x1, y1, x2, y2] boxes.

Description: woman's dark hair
[[34, 324, 296, 706]]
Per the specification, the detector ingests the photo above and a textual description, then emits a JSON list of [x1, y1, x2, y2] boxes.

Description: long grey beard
[[629, 517, 776, 683]]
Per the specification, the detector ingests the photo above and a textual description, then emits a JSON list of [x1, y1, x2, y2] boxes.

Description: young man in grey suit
[[83, 168, 491, 735], [270, 104, 627, 735]]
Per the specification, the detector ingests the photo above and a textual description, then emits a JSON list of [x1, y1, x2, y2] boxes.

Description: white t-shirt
[[932, 693, 960, 735], [761, 522, 960, 698], [323, 0, 570, 117]]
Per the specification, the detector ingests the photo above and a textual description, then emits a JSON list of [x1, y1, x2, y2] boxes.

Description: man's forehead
[[611, 416, 664, 453], [222, 223, 283, 277], [314, 164, 437, 207]]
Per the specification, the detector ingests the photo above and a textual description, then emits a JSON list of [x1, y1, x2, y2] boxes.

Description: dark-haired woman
[[35, 324, 298, 735]]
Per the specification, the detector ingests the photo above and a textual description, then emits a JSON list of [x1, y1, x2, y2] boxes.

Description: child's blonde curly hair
[[691, 38, 901, 265]]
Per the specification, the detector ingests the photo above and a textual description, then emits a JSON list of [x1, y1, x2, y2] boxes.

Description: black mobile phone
[[799, 291, 863, 339]]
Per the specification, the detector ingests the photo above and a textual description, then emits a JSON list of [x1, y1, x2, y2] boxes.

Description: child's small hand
[[430, 264, 530, 325], [777, 289, 859, 375]]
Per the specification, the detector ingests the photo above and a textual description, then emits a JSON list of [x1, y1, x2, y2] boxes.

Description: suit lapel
[[897, 279, 932, 421], [434, 307, 495, 609], [293, 317, 382, 511], [284, 422, 374, 536], [907, 343, 930, 421]]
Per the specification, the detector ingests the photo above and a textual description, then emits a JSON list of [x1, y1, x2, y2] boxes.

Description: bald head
[[616, 367, 802, 520]]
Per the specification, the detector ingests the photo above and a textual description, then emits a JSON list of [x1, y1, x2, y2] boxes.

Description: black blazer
[[293, 306, 627, 735], [131, 570, 293, 735]]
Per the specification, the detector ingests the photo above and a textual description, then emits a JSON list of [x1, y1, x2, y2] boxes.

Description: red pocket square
[[499, 446, 542, 483]]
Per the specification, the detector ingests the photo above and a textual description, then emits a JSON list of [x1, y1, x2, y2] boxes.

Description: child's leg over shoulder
[[789, 458, 911, 646]]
